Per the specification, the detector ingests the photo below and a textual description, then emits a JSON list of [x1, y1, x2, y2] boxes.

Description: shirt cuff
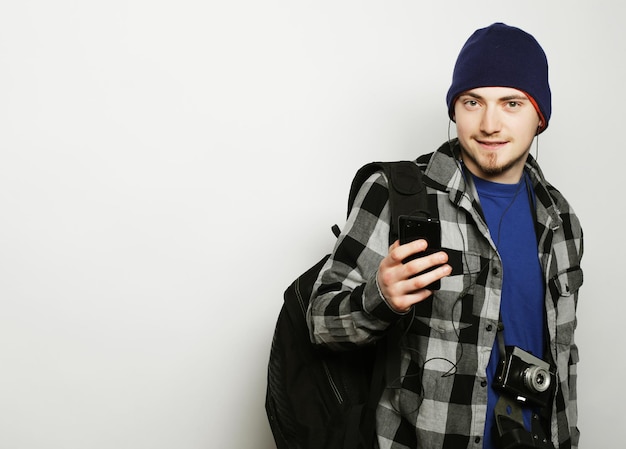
[[362, 270, 410, 322]]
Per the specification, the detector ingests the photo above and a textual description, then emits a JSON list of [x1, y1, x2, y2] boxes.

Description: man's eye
[[508, 101, 520, 108]]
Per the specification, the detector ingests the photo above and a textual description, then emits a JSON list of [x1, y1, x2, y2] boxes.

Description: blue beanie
[[446, 23, 551, 133]]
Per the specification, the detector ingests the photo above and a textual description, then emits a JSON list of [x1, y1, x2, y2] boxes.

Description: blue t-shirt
[[471, 173, 545, 449]]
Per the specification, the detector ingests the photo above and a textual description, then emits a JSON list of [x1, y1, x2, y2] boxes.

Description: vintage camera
[[493, 346, 554, 409]]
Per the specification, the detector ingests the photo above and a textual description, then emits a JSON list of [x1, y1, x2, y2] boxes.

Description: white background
[[1, 1, 623, 448]]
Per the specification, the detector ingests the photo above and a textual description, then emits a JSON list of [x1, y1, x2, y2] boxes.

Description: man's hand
[[377, 239, 451, 312]]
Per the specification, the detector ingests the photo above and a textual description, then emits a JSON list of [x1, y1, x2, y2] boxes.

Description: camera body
[[493, 346, 554, 409]]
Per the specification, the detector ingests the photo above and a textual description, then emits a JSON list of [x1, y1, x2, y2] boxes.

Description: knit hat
[[446, 23, 551, 133]]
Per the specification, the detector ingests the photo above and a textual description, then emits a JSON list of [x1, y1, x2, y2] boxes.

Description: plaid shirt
[[308, 141, 583, 449]]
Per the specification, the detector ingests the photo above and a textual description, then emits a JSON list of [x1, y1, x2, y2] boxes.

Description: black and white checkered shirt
[[308, 141, 583, 449]]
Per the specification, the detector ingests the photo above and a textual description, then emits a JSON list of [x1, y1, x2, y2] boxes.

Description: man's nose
[[480, 107, 502, 134]]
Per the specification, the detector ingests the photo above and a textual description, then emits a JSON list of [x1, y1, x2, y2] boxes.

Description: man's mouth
[[476, 139, 508, 150]]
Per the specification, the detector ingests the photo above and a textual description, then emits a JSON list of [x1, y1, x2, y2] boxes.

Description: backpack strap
[[347, 161, 430, 243], [344, 161, 432, 449]]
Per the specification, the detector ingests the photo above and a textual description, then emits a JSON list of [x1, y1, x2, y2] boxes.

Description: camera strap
[[497, 320, 506, 359], [493, 396, 554, 449]]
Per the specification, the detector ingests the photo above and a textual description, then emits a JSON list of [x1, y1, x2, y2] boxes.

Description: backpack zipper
[[322, 361, 343, 404], [295, 277, 344, 405]]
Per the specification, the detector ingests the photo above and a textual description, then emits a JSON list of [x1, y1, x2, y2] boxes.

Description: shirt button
[[486, 324, 493, 332], [475, 436, 481, 444], [480, 380, 487, 388], [492, 267, 499, 276]]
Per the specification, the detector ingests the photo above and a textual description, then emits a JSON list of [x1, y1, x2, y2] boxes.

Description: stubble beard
[[461, 145, 529, 178]]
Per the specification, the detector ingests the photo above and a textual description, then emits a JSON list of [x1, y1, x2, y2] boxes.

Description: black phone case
[[398, 215, 442, 290]]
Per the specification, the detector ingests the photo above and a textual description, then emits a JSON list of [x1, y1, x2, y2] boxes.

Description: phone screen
[[398, 215, 442, 290]]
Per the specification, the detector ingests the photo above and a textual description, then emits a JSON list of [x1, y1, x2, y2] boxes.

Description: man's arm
[[306, 171, 450, 350]]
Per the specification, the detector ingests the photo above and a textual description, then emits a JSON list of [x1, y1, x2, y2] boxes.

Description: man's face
[[453, 87, 541, 184]]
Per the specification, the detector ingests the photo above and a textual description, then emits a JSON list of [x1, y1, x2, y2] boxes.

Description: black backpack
[[265, 161, 430, 449]]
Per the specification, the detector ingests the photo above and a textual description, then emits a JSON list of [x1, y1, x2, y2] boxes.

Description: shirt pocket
[[550, 266, 583, 346], [444, 248, 482, 277], [552, 266, 583, 297], [408, 250, 481, 333]]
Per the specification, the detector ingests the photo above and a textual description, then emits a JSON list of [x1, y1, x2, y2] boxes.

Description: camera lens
[[523, 366, 551, 393]]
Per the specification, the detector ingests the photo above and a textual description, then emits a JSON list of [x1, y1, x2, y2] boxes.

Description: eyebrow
[[461, 91, 529, 102]]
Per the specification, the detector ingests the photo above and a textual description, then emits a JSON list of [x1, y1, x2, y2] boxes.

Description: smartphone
[[398, 215, 442, 290]]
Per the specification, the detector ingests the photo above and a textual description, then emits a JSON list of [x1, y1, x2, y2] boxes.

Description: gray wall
[[1, 1, 622, 448]]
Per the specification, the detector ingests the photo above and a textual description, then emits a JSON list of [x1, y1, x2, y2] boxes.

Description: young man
[[307, 23, 583, 449]]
